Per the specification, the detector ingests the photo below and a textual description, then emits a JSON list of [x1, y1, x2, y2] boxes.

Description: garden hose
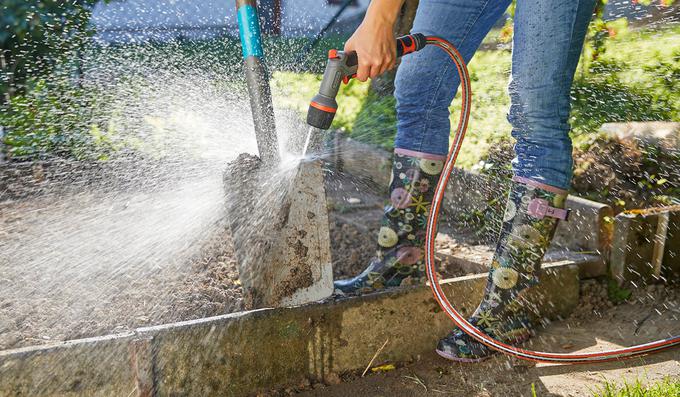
[[421, 35, 680, 363]]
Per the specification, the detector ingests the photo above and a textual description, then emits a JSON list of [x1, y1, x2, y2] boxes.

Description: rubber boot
[[436, 176, 569, 362], [334, 150, 445, 294]]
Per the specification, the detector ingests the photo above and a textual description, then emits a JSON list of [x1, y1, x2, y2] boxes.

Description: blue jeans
[[394, 0, 595, 189]]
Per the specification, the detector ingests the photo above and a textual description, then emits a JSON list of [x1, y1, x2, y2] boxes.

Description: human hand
[[344, 1, 402, 81]]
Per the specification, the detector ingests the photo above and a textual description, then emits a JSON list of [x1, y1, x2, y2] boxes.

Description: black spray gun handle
[[307, 33, 427, 130]]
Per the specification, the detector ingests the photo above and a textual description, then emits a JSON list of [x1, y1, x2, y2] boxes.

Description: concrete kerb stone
[[552, 196, 614, 279], [600, 121, 680, 148], [663, 211, 680, 279], [0, 332, 137, 397], [440, 167, 613, 279], [0, 262, 578, 397], [0, 126, 6, 163]]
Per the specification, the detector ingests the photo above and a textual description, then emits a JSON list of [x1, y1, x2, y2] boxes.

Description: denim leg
[[394, 0, 511, 156], [509, 0, 595, 189]]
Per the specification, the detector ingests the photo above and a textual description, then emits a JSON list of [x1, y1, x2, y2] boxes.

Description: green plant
[[586, 0, 675, 63], [1, 0, 110, 103], [350, 89, 397, 150], [607, 279, 631, 304], [592, 377, 680, 397], [570, 71, 675, 137], [0, 79, 111, 159]]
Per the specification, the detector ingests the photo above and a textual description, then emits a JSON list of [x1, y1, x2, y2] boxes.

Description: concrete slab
[[600, 121, 680, 148], [0, 262, 579, 397]]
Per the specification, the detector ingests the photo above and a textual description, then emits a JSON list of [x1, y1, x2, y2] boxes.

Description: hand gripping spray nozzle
[[302, 34, 427, 154]]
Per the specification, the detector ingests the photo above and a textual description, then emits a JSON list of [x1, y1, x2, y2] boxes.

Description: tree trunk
[[369, 0, 419, 97]]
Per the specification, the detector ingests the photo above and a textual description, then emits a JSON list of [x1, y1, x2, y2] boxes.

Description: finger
[[356, 63, 370, 82], [381, 56, 395, 74], [376, 62, 388, 77], [369, 64, 382, 79], [386, 55, 396, 71]]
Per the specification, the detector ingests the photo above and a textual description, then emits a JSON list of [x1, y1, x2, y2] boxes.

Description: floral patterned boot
[[334, 150, 445, 294], [435, 176, 570, 362]]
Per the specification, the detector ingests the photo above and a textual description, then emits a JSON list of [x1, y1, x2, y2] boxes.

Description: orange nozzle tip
[[310, 101, 337, 113]]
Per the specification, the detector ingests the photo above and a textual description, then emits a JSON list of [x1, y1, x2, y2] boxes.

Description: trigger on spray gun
[[302, 33, 427, 156]]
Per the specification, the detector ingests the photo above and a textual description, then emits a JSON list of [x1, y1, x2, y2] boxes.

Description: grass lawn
[[591, 377, 680, 397]]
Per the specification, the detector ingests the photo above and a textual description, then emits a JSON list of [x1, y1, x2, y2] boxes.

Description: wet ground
[[0, 180, 244, 349], [2, 161, 679, 397], [0, 168, 487, 350], [326, 170, 490, 281]]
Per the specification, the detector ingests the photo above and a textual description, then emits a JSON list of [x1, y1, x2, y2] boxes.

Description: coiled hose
[[422, 35, 680, 363]]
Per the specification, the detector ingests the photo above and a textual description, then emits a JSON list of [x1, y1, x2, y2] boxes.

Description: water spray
[[308, 34, 680, 363]]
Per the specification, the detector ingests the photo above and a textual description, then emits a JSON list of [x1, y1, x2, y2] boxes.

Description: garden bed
[[0, 163, 481, 351]]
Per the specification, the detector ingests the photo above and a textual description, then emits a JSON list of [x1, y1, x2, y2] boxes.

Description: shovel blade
[[225, 154, 333, 308]]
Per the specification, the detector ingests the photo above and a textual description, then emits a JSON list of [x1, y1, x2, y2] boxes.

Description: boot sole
[[435, 348, 489, 363], [434, 333, 532, 363]]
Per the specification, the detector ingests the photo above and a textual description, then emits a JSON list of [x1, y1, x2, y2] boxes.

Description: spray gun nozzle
[[307, 96, 338, 130]]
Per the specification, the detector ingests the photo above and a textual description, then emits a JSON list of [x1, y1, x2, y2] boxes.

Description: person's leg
[[509, 0, 595, 189], [335, 0, 511, 293], [394, 0, 512, 157], [436, 0, 595, 362]]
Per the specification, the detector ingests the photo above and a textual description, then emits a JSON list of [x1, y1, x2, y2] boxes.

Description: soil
[[2, 157, 678, 395], [0, 187, 245, 349], [264, 281, 680, 397], [571, 136, 680, 212], [0, 166, 487, 351], [480, 136, 680, 213]]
